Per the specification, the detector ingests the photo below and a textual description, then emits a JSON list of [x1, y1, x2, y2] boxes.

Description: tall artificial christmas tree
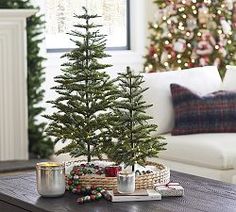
[[45, 7, 117, 162], [144, 0, 236, 77], [106, 67, 166, 171], [0, 0, 54, 158]]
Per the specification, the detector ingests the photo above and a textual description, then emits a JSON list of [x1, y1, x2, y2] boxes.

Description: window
[[43, 0, 130, 52]]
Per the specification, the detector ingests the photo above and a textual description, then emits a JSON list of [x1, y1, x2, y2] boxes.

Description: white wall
[[39, 0, 156, 121]]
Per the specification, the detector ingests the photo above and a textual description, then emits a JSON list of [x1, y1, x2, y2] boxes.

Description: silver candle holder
[[36, 162, 65, 197], [117, 171, 135, 194]]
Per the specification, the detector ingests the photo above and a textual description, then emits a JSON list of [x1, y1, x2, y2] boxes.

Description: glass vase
[[117, 171, 135, 194], [36, 162, 65, 197]]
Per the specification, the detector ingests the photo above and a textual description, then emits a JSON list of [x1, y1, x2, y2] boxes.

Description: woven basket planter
[[65, 160, 170, 190]]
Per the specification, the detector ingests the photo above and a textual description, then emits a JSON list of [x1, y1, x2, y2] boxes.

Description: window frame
[[46, 0, 131, 53]]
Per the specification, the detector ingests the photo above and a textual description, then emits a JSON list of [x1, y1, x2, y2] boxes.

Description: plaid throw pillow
[[170, 83, 236, 135]]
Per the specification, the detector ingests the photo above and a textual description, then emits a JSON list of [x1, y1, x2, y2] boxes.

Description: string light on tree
[[204, 0, 211, 4], [153, 24, 158, 29]]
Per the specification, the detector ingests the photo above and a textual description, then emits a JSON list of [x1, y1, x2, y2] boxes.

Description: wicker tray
[[65, 160, 170, 190]]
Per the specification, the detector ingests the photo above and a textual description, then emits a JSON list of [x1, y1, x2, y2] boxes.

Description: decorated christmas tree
[[144, 0, 236, 76], [106, 67, 166, 171], [44, 7, 117, 162]]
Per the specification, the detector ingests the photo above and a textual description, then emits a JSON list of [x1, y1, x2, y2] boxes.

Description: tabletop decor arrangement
[[42, 6, 182, 204]]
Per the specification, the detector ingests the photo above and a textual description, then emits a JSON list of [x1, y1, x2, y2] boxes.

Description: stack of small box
[[154, 182, 184, 197], [107, 182, 184, 202]]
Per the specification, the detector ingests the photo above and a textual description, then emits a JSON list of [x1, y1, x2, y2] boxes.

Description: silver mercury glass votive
[[36, 162, 65, 197], [117, 171, 135, 194]]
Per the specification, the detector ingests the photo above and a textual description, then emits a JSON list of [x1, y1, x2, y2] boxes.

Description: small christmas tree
[[107, 67, 166, 171], [44, 7, 116, 162], [144, 0, 236, 76]]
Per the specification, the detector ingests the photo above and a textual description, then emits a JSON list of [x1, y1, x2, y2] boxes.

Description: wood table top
[[0, 171, 236, 212]]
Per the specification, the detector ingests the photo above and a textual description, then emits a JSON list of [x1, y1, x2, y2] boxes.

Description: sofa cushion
[[159, 133, 236, 170], [142, 66, 222, 135], [170, 83, 236, 135], [222, 66, 236, 90]]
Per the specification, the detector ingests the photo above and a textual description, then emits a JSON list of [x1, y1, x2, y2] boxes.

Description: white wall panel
[[0, 10, 36, 161]]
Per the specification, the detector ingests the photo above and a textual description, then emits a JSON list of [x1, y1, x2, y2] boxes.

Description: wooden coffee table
[[0, 171, 236, 212]]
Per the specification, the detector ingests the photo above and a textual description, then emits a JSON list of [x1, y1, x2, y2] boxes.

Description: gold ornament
[[198, 6, 209, 24], [207, 21, 217, 30]]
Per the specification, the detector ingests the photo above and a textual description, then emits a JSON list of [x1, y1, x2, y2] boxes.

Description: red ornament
[[67, 180, 73, 186], [75, 169, 81, 175], [188, 62, 194, 68], [170, 51, 176, 58], [149, 69, 156, 73], [105, 166, 121, 177], [164, 44, 173, 52], [149, 44, 157, 57]]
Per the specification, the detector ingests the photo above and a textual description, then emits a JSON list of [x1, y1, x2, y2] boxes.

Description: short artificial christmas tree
[[107, 67, 166, 171], [144, 0, 236, 76], [45, 7, 117, 162]]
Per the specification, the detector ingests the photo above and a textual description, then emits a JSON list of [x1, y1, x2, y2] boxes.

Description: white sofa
[[143, 66, 236, 184]]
